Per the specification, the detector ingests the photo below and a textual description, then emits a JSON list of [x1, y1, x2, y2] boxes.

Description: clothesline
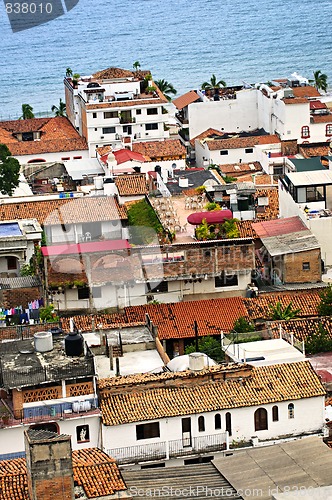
[[0, 298, 44, 326]]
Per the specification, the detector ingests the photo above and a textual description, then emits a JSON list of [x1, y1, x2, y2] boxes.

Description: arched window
[[288, 403, 294, 419], [198, 416, 205, 432], [301, 126, 310, 139], [215, 414, 221, 430], [27, 158, 46, 163], [254, 408, 268, 431], [272, 406, 279, 422], [225, 412, 232, 436]]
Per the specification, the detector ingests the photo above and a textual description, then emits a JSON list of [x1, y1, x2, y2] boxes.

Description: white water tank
[[189, 352, 205, 371], [179, 177, 189, 188], [34, 331, 53, 353], [94, 176, 103, 190]]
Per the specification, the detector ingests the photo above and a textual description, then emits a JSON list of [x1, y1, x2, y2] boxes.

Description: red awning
[[187, 210, 233, 225]]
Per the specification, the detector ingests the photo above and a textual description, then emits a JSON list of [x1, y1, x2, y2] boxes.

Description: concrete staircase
[[122, 462, 242, 500]]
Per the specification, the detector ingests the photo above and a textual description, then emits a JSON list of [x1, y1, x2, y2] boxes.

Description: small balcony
[[107, 433, 228, 465], [175, 112, 189, 125]]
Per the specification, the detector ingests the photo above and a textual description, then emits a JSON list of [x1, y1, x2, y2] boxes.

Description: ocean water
[[0, 0, 331, 119]]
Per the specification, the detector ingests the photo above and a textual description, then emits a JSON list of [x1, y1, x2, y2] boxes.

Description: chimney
[[24, 429, 74, 500]]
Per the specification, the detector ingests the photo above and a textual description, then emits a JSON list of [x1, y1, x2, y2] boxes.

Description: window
[[147, 108, 158, 115], [306, 186, 324, 202], [198, 416, 205, 432], [94, 128, 98, 131], [245, 148, 254, 153], [136, 422, 160, 440], [301, 125, 310, 138], [78, 287, 89, 300], [254, 408, 268, 431], [215, 273, 238, 288], [146, 281, 168, 294], [220, 150, 228, 156], [76, 425, 90, 443], [92, 112, 97, 119], [272, 406, 279, 422], [326, 124, 332, 136], [302, 262, 310, 271], [104, 111, 118, 119], [288, 403, 294, 419], [73, 156, 82, 160], [136, 109, 142, 115], [145, 123, 158, 130], [204, 250, 211, 258], [215, 414, 221, 430], [102, 127, 116, 134], [225, 412, 232, 436], [7, 257, 17, 270], [22, 132, 34, 141]]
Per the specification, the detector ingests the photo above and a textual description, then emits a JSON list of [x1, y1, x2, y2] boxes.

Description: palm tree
[[133, 61, 141, 71], [51, 98, 66, 117], [201, 74, 226, 91], [20, 104, 34, 120], [310, 70, 328, 92], [65, 67, 73, 78], [268, 301, 301, 320], [154, 79, 177, 101]]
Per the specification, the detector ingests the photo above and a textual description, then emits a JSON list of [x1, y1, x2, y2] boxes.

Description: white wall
[[188, 89, 259, 140], [16, 149, 89, 165], [102, 396, 324, 452]]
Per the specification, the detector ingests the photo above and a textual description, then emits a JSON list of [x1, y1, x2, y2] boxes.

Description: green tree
[[222, 218, 240, 239], [318, 284, 332, 316], [51, 98, 66, 117], [65, 67, 73, 77], [195, 219, 214, 241], [0, 144, 20, 196], [268, 301, 301, 320], [204, 201, 221, 211], [133, 60, 141, 71], [201, 74, 226, 91], [232, 317, 255, 333], [305, 324, 332, 354], [40, 304, 59, 323], [20, 103, 34, 120], [185, 335, 224, 362], [154, 79, 177, 101], [310, 70, 328, 92]]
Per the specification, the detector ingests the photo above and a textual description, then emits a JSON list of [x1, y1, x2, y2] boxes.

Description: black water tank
[[65, 332, 84, 357], [237, 196, 249, 211], [155, 165, 161, 174], [133, 166, 141, 173]]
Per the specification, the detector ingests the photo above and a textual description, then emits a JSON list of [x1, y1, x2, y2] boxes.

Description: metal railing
[[107, 432, 228, 465]]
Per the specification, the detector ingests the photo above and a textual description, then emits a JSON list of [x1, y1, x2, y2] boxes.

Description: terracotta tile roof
[[292, 87, 321, 98], [61, 313, 127, 332], [220, 162, 262, 175], [310, 100, 327, 110], [254, 188, 279, 220], [115, 173, 147, 195], [190, 128, 224, 147], [132, 139, 186, 160], [254, 174, 278, 185], [173, 90, 200, 110], [311, 114, 332, 123], [269, 316, 332, 342], [0, 196, 127, 226], [96, 145, 112, 156], [236, 220, 257, 239], [124, 297, 248, 339], [113, 149, 146, 165], [72, 448, 127, 497], [99, 361, 324, 425], [0, 449, 127, 500], [243, 289, 323, 320], [0, 117, 88, 157], [43, 196, 127, 225], [299, 144, 331, 158], [252, 216, 307, 238], [206, 135, 280, 151], [92, 66, 135, 79], [283, 98, 309, 105]]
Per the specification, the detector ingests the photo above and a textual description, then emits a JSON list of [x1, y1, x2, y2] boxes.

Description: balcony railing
[[107, 432, 228, 464]]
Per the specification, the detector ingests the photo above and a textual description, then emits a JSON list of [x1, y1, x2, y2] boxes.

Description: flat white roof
[[94, 349, 164, 378], [287, 169, 332, 186], [64, 158, 104, 180], [225, 338, 305, 366]]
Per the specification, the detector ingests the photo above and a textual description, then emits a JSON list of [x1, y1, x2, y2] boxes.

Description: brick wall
[[284, 249, 321, 283], [12, 388, 24, 415]]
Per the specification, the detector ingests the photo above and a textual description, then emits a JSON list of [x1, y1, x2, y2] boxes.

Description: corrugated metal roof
[[252, 216, 307, 238], [261, 230, 320, 256], [286, 169, 332, 186]]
